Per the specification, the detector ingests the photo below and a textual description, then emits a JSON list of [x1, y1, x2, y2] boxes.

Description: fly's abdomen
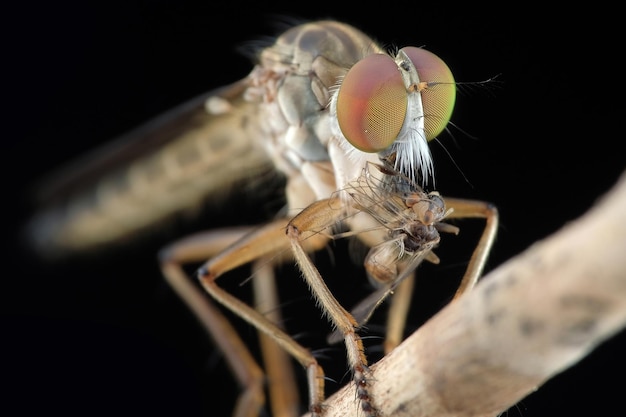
[[24, 88, 274, 258]]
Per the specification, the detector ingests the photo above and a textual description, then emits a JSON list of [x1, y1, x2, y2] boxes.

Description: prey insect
[[25, 20, 498, 416]]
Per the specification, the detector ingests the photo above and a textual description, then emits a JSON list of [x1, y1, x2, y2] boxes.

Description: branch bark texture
[[307, 170, 626, 417]]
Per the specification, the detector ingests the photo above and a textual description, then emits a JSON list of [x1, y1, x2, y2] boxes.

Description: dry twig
[[305, 170, 626, 417]]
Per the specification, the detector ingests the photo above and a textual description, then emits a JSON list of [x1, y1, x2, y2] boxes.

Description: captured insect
[[24, 20, 498, 416]]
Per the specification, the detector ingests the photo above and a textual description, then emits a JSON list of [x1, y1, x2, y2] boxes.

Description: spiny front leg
[[286, 198, 377, 416], [193, 219, 330, 416]]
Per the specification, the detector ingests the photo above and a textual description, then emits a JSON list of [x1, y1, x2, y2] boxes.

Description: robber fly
[[24, 20, 498, 416]]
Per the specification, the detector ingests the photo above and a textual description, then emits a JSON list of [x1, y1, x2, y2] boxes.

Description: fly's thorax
[[259, 21, 380, 82], [251, 20, 383, 200], [245, 61, 335, 203]]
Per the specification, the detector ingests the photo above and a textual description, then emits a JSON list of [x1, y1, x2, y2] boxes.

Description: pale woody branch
[[306, 170, 626, 417]]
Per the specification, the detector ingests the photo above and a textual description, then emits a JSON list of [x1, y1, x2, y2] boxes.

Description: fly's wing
[[23, 79, 277, 259]]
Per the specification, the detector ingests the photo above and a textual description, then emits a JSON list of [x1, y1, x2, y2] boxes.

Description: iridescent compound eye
[[400, 46, 456, 141], [336, 47, 456, 153], [336, 54, 407, 153]]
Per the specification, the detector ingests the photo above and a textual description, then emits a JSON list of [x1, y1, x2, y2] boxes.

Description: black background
[[4, 2, 625, 416]]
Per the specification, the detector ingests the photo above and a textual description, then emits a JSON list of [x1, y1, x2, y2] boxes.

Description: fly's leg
[[251, 259, 300, 417], [383, 273, 415, 354], [159, 227, 266, 417], [286, 197, 377, 417], [444, 198, 499, 298], [381, 256, 437, 354], [382, 198, 498, 354], [163, 218, 331, 416], [159, 225, 300, 417]]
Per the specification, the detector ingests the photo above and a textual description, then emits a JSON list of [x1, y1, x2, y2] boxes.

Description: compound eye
[[336, 54, 407, 153], [400, 47, 456, 140]]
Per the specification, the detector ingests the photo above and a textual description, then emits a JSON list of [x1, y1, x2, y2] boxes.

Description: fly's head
[[330, 45, 456, 187]]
